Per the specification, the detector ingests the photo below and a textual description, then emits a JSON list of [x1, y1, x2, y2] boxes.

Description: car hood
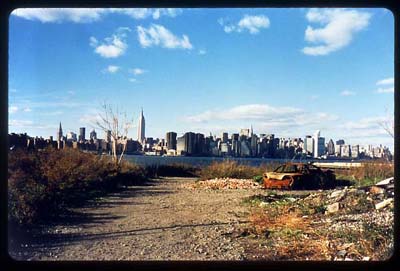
[[265, 172, 302, 180]]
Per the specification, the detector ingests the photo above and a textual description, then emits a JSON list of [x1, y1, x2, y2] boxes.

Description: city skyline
[[8, 8, 394, 150]]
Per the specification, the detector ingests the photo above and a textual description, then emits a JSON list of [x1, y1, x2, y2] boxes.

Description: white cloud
[[12, 8, 182, 23], [185, 104, 303, 123], [91, 28, 130, 58], [340, 90, 356, 96], [219, 15, 270, 34], [9, 119, 34, 127], [12, 8, 105, 23], [23, 107, 32, 112], [9, 106, 18, 114], [376, 77, 394, 85], [79, 114, 103, 124], [302, 8, 371, 56], [130, 68, 146, 75], [341, 116, 387, 130], [376, 87, 394, 94], [104, 65, 120, 73], [89, 36, 98, 47], [198, 49, 207, 55], [110, 8, 182, 20], [182, 104, 339, 140], [137, 24, 193, 49]]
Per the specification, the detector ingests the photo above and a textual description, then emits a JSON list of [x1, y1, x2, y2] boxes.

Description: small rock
[[375, 198, 393, 210], [337, 250, 347, 257], [362, 256, 370, 261], [329, 190, 346, 199], [325, 202, 340, 214]]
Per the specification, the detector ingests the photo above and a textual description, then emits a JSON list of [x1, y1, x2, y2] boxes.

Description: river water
[[123, 155, 348, 167]]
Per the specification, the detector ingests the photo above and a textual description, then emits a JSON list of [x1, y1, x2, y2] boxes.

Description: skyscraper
[[90, 129, 97, 140], [137, 108, 145, 143], [79, 127, 86, 142], [57, 122, 63, 141], [166, 132, 177, 150]]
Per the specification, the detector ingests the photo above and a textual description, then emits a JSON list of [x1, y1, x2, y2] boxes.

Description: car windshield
[[274, 164, 298, 173]]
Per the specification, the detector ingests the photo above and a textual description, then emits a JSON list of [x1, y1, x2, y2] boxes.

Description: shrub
[[199, 161, 272, 180], [8, 148, 147, 226], [336, 161, 394, 185]]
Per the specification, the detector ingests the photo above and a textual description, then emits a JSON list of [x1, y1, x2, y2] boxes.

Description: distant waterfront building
[[66, 131, 77, 142], [105, 130, 111, 143], [312, 130, 325, 158], [137, 108, 145, 143], [327, 139, 335, 155], [166, 132, 177, 150], [221, 132, 228, 143], [79, 127, 86, 142], [90, 129, 97, 140], [341, 144, 351, 157], [304, 135, 314, 156], [240, 128, 250, 138], [57, 122, 63, 141], [336, 139, 345, 145], [351, 145, 360, 159]]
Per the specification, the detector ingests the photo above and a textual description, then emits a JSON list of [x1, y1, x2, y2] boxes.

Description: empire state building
[[137, 108, 145, 143]]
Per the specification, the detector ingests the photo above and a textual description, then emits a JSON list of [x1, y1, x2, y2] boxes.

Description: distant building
[[137, 108, 145, 143], [105, 130, 111, 143], [166, 132, 177, 150], [221, 132, 228, 143], [327, 139, 335, 155], [304, 135, 314, 155], [351, 145, 359, 159], [66, 131, 77, 142], [90, 129, 97, 140], [313, 130, 325, 158], [240, 128, 250, 138], [79, 127, 86, 142], [57, 122, 63, 141], [341, 144, 351, 157]]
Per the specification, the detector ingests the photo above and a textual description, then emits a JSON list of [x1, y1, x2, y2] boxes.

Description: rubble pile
[[241, 177, 395, 261], [182, 178, 261, 190]]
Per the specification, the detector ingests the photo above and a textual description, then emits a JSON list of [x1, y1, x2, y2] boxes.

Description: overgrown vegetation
[[242, 188, 394, 260], [198, 160, 278, 181], [8, 148, 147, 226], [336, 162, 393, 186]]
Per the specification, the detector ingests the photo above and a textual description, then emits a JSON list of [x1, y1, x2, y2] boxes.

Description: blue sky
[[9, 8, 394, 150]]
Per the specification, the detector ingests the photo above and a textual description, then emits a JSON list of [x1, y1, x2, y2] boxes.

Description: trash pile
[[241, 176, 395, 261], [183, 178, 261, 190]]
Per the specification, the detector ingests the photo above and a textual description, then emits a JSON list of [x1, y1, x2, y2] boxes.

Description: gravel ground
[[10, 177, 263, 261]]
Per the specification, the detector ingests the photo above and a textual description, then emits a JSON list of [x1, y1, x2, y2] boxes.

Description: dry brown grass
[[249, 206, 309, 235], [337, 161, 394, 185], [199, 160, 279, 181]]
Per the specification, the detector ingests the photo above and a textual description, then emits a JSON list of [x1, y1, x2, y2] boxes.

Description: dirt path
[[11, 177, 263, 260]]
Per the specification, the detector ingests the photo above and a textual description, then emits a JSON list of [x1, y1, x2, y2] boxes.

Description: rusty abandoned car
[[263, 162, 336, 190]]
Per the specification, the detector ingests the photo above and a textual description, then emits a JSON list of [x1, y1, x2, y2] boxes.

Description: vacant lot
[[9, 176, 393, 261], [10, 177, 261, 260]]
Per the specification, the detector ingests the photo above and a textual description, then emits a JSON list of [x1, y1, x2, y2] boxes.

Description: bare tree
[[378, 108, 394, 138], [95, 103, 133, 166]]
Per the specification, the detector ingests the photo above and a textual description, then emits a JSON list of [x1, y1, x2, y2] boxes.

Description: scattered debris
[[182, 178, 261, 190], [375, 198, 394, 210], [325, 202, 340, 214]]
